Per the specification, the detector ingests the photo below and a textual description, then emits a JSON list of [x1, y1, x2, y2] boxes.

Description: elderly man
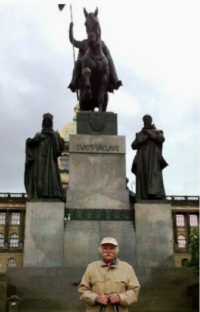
[[78, 237, 140, 312]]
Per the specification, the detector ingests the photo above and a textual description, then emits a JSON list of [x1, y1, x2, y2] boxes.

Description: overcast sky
[[0, 1, 199, 195]]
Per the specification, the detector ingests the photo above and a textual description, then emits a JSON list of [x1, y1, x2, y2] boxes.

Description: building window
[[182, 258, 189, 267], [60, 155, 69, 171], [189, 215, 198, 227], [0, 234, 4, 248], [11, 213, 20, 225], [7, 258, 16, 268], [10, 234, 19, 248], [178, 235, 186, 248], [0, 212, 6, 225], [176, 215, 185, 226]]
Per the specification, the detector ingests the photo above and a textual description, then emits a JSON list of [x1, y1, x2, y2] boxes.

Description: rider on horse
[[68, 14, 122, 94]]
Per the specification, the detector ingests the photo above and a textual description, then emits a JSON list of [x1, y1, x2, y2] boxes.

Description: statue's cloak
[[131, 128, 168, 200], [25, 130, 64, 200]]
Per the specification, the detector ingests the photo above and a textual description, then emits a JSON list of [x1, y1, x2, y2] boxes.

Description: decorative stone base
[[64, 221, 136, 267], [65, 208, 134, 221], [66, 190, 130, 210], [77, 112, 117, 135], [135, 203, 174, 267], [23, 202, 65, 267]]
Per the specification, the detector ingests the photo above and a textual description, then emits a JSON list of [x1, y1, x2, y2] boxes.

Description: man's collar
[[100, 258, 119, 267]]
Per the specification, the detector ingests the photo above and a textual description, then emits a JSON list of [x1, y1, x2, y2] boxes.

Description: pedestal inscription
[[69, 134, 125, 154]]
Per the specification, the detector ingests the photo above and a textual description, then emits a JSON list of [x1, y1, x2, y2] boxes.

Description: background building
[[172, 197, 199, 266], [0, 193, 26, 273], [58, 103, 79, 191], [0, 192, 198, 274]]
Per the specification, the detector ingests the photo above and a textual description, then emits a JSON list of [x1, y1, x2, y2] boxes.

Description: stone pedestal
[[23, 202, 65, 267], [64, 221, 136, 268], [64, 129, 134, 268], [135, 203, 174, 267], [66, 134, 130, 210]]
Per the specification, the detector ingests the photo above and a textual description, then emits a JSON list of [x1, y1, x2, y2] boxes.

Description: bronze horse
[[60, 5, 122, 111], [67, 8, 121, 112], [80, 8, 109, 112]]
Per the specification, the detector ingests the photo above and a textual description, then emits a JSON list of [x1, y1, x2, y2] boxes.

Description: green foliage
[[187, 227, 199, 275]]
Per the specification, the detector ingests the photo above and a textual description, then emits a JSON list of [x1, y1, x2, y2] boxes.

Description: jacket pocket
[[114, 280, 127, 293], [92, 281, 104, 294]]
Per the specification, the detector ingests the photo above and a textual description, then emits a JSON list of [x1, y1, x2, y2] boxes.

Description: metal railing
[[0, 243, 24, 250], [0, 192, 199, 209], [0, 193, 198, 201], [0, 193, 27, 199], [166, 195, 199, 201], [174, 242, 189, 253]]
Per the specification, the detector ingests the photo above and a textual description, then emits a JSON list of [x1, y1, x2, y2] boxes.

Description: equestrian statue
[[68, 7, 122, 112]]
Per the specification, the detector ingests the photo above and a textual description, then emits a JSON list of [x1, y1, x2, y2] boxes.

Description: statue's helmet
[[42, 113, 53, 129], [43, 113, 53, 120], [143, 114, 152, 122]]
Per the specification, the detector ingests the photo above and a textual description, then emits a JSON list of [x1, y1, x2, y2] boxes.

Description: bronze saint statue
[[25, 113, 64, 201], [68, 8, 122, 112], [131, 115, 168, 200]]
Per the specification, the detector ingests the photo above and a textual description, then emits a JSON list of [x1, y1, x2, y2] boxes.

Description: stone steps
[[10, 275, 198, 289], [17, 285, 188, 299], [10, 277, 78, 289], [17, 296, 193, 311], [140, 286, 188, 297], [19, 298, 82, 311], [136, 267, 194, 278], [4, 267, 197, 312], [134, 297, 193, 309], [19, 311, 196, 312], [17, 287, 78, 299], [138, 276, 198, 287], [0, 281, 16, 312], [6, 267, 193, 277], [6, 267, 85, 279], [0, 300, 6, 312], [148, 267, 193, 276], [130, 310, 195, 312]]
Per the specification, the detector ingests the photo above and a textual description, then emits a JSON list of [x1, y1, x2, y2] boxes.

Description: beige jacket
[[78, 259, 140, 312]]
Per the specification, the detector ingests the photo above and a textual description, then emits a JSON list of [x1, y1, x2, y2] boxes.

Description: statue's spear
[[58, 4, 79, 100], [69, 5, 76, 67]]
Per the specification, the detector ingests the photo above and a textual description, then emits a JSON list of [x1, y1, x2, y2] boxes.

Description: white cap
[[100, 237, 118, 246]]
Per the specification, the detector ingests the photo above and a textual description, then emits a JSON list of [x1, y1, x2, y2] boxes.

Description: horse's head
[[84, 8, 101, 48]]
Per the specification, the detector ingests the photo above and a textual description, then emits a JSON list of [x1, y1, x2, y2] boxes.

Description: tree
[[187, 227, 199, 275]]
